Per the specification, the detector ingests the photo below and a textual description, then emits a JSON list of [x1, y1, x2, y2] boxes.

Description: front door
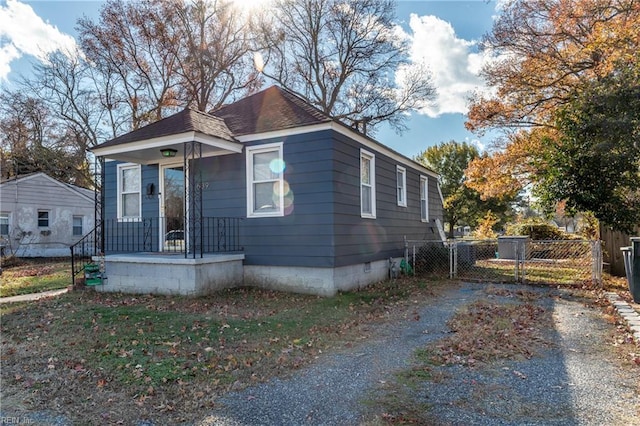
[[160, 164, 185, 251]]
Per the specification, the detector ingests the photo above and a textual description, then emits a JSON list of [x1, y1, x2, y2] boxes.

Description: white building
[[0, 173, 95, 257]]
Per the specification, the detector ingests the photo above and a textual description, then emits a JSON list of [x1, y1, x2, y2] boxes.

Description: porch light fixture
[[161, 148, 178, 158]]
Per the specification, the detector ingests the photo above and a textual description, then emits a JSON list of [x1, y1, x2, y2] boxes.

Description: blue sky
[[0, 0, 500, 158]]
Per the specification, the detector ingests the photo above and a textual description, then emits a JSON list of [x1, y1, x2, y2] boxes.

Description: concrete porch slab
[[95, 253, 245, 296]]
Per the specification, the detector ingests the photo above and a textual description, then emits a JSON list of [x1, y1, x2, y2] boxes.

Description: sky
[[0, 0, 502, 159]]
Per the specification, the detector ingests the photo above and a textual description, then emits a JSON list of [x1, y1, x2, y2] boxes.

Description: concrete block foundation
[[95, 253, 244, 296], [94, 254, 395, 297]]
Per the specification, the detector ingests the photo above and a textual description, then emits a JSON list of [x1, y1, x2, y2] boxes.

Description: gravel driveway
[[2, 282, 638, 425], [201, 282, 640, 426]]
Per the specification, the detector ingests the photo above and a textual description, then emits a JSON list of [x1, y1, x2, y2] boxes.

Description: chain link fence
[[405, 238, 602, 286]]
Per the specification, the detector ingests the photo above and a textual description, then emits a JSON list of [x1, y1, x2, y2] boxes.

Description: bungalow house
[[0, 172, 95, 257], [88, 86, 444, 296]]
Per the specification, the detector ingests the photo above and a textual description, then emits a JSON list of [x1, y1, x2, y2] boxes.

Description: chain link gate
[[405, 238, 602, 286]]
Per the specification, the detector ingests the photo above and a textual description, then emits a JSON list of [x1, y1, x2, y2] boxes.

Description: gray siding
[[101, 129, 443, 268], [103, 162, 160, 252], [231, 132, 336, 267], [331, 131, 443, 267], [104, 162, 159, 220], [0, 173, 95, 256]]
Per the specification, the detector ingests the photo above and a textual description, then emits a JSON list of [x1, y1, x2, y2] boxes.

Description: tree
[[77, 0, 181, 129], [167, 0, 263, 111], [536, 69, 640, 232], [467, 0, 639, 132], [0, 90, 91, 186], [29, 51, 118, 147], [464, 0, 640, 229], [416, 141, 516, 238], [472, 211, 500, 240], [259, 0, 435, 134], [5, 0, 264, 187], [77, 0, 261, 129], [464, 127, 553, 199]]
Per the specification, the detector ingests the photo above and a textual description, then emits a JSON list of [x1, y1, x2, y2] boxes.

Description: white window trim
[[396, 165, 407, 207], [0, 212, 10, 236], [38, 210, 50, 228], [72, 215, 84, 236], [246, 142, 284, 218], [420, 175, 429, 222], [117, 163, 142, 221], [360, 149, 376, 219]]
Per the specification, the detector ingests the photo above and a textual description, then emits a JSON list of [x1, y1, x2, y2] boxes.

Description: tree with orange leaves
[[465, 0, 640, 231]]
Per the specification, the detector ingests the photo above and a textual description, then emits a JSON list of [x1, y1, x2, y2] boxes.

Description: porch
[[101, 216, 243, 256], [71, 216, 245, 296], [98, 252, 245, 296]]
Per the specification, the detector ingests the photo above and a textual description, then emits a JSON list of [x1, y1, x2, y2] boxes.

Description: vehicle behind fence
[[406, 238, 602, 286]]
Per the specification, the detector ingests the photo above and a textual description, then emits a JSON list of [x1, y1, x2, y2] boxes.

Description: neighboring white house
[[0, 173, 95, 257]]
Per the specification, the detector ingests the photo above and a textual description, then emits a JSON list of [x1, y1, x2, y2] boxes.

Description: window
[[396, 166, 407, 207], [246, 143, 284, 217], [0, 213, 9, 236], [420, 176, 429, 222], [38, 210, 49, 228], [73, 216, 83, 236], [360, 149, 376, 218], [117, 164, 141, 219]]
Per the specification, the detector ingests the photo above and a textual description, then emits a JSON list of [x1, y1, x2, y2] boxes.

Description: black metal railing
[[101, 216, 242, 257], [70, 216, 243, 285], [70, 222, 102, 285]]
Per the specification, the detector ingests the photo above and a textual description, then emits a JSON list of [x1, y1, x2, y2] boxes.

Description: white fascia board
[[331, 124, 439, 179], [235, 123, 332, 143], [236, 122, 439, 179], [92, 131, 243, 157]]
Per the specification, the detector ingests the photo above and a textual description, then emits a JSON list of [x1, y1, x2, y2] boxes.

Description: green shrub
[[505, 219, 571, 240]]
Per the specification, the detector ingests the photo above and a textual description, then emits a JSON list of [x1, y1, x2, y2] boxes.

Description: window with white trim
[[360, 149, 376, 218], [73, 216, 83, 236], [0, 212, 9, 236], [420, 175, 429, 222], [38, 210, 50, 228], [246, 143, 284, 217], [396, 166, 406, 207], [117, 163, 141, 220]]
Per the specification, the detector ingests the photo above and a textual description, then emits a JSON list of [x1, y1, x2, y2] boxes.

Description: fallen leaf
[[512, 370, 527, 379]]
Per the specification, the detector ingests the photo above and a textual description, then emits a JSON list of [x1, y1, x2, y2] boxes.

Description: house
[[0, 172, 96, 257], [88, 86, 444, 296]]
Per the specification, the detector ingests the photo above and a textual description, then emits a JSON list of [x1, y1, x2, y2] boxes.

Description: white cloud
[[0, 0, 77, 81], [466, 137, 486, 153], [0, 43, 20, 80], [404, 14, 496, 118]]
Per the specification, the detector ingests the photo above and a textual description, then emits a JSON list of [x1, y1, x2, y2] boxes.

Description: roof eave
[[92, 131, 243, 164]]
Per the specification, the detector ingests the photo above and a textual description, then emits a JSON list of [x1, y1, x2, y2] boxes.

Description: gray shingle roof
[[93, 86, 333, 151], [93, 108, 236, 150], [212, 86, 332, 135]]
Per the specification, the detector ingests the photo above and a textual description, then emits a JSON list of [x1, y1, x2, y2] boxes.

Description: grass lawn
[[0, 258, 71, 297], [1, 258, 634, 424], [0, 277, 443, 424]]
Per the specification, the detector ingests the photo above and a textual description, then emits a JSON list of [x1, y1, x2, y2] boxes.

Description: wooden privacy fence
[[600, 225, 640, 277]]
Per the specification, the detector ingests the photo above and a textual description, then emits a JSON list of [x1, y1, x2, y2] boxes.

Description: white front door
[[160, 164, 185, 251]]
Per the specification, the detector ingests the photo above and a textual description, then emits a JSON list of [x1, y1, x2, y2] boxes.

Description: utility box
[[498, 236, 529, 260], [622, 237, 640, 303]]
